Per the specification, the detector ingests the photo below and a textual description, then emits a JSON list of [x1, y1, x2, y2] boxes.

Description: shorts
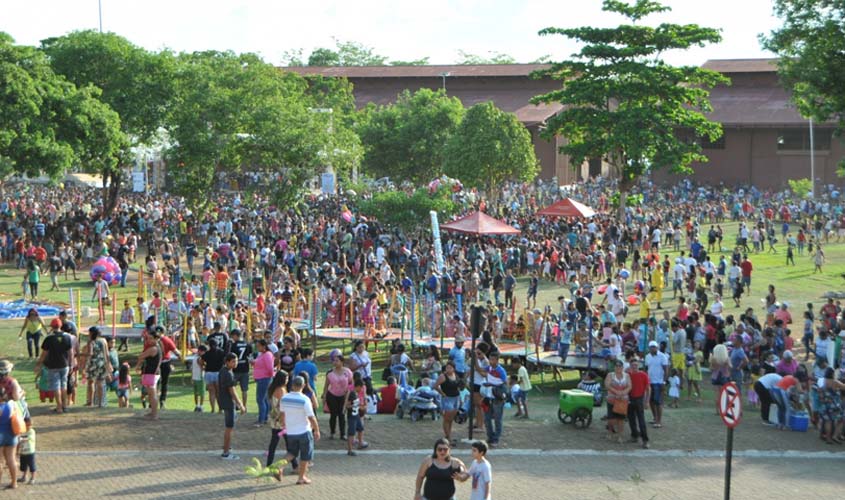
[[346, 414, 364, 436], [741, 276, 751, 287], [117, 388, 129, 399], [223, 407, 236, 428], [285, 431, 315, 462], [650, 384, 664, 406], [442, 396, 460, 412], [204, 372, 220, 385], [193, 379, 206, 396], [234, 371, 250, 393], [47, 367, 69, 392], [472, 384, 482, 394], [19, 454, 36, 472], [672, 354, 686, 371], [512, 390, 527, 406], [39, 390, 55, 401], [0, 432, 18, 447], [141, 374, 160, 388]]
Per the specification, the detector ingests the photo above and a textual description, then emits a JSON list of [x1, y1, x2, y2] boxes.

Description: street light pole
[[98, 0, 103, 32], [439, 71, 450, 92], [809, 117, 815, 198]]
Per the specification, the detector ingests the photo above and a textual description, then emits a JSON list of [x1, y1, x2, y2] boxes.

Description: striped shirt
[[280, 392, 314, 435]]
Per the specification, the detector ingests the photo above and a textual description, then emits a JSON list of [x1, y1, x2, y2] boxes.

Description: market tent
[[440, 211, 520, 235], [536, 197, 596, 218]]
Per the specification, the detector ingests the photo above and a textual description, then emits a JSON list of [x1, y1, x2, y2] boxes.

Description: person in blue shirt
[[729, 337, 748, 383], [448, 336, 468, 379], [292, 349, 319, 393]]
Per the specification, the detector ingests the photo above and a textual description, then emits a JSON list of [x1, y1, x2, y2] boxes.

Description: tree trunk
[[102, 168, 122, 218]]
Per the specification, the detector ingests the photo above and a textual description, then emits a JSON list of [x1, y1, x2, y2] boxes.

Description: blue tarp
[[0, 300, 63, 319]]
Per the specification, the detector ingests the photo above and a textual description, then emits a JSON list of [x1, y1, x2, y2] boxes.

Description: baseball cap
[[648, 340, 659, 348], [50, 318, 63, 329]]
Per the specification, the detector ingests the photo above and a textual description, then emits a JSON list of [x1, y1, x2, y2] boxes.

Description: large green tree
[[532, 0, 727, 215], [357, 88, 464, 183], [762, 0, 845, 165], [41, 30, 175, 214], [0, 33, 125, 183], [443, 101, 538, 193]]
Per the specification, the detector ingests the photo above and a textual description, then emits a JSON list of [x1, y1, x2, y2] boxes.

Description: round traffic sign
[[719, 382, 742, 428]]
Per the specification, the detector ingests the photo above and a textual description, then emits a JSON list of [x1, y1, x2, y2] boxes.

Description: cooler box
[[559, 389, 595, 415], [789, 412, 809, 432]]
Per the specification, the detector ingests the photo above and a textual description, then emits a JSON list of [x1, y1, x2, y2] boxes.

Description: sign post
[[718, 382, 742, 500]]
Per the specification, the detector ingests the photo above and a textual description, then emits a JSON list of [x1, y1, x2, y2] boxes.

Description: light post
[[98, 0, 103, 32], [439, 71, 450, 92], [809, 117, 815, 198]]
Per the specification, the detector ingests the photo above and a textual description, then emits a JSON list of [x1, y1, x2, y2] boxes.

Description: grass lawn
[[1, 220, 843, 432]]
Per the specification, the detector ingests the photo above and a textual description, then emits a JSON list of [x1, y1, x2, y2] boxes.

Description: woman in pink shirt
[[321, 354, 353, 440], [252, 340, 275, 426]]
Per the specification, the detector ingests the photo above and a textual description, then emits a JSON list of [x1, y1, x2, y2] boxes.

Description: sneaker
[[194, 406, 201, 412], [347, 450, 357, 456], [221, 453, 240, 460], [642, 442, 650, 449], [28, 478, 35, 485]]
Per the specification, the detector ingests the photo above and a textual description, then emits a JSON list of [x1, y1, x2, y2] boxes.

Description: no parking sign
[[719, 382, 742, 428]]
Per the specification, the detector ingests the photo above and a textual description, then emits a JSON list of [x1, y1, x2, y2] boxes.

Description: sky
[[4, 0, 782, 66]]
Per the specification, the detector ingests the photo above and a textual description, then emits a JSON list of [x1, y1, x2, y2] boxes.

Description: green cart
[[558, 389, 594, 428]]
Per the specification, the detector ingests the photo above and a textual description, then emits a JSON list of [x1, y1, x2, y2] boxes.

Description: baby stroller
[[394, 368, 440, 422]]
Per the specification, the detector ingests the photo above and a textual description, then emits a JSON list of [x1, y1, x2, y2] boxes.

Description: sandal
[[296, 478, 312, 485]]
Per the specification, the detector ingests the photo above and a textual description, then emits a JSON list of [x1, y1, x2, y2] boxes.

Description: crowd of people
[[1, 175, 845, 493]]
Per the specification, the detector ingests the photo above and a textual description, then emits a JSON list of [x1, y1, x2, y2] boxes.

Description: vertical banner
[[429, 211, 445, 273]]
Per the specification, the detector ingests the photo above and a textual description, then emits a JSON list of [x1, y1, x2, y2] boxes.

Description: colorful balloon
[[627, 294, 639, 305]]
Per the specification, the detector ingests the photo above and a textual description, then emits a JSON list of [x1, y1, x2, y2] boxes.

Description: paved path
[[4, 450, 841, 499]]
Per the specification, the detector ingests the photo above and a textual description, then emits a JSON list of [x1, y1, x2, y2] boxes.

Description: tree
[[390, 57, 430, 66], [788, 178, 813, 198], [457, 50, 517, 65], [0, 33, 125, 183], [358, 186, 458, 232], [532, 0, 727, 216], [443, 102, 538, 194], [41, 30, 175, 215], [306, 39, 388, 66], [762, 0, 845, 167], [357, 88, 464, 183]]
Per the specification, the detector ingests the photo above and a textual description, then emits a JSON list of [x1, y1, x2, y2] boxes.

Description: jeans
[[627, 396, 649, 443], [25, 330, 42, 358], [120, 267, 128, 287], [256, 377, 271, 424], [770, 387, 788, 426], [558, 343, 570, 364], [484, 400, 504, 443]]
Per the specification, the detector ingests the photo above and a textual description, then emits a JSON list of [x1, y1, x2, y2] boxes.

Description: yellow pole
[[181, 310, 189, 360], [137, 265, 144, 299]]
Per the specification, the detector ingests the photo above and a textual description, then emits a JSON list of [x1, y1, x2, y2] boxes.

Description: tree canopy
[[443, 102, 538, 192], [0, 33, 125, 183], [358, 186, 458, 232], [532, 0, 727, 214], [357, 88, 464, 183], [456, 50, 517, 65], [762, 0, 845, 148]]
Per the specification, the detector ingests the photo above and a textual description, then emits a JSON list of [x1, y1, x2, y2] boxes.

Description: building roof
[[705, 82, 809, 126], [702, 59, 778, 73], [285, 64, 552, 78]]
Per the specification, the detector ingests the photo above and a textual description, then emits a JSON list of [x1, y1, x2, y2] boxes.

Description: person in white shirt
[[455, 440, 493, 500], [644, 341, 669, 427], [672, 259, 687, 299], [710, 295, 724, 319], [279, 376, 321, 485]]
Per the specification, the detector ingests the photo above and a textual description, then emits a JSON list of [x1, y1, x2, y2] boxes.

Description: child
[[508, 375, 527, 420], [686, 341, 703, 401], [193, 345, 207, 412], [667, 368, 681, 408], [17, 418, 37, 484], [117, 363, 132, 408], [35, 366, 54, 403], [512, 359, 531, 419], [345, 379, 363, 456], [106, 337, 120, 399], [747, 363, 760, 409], [455, 440, 492, 500], [577, 371, 603, 406], [118, 300, 135, 351]]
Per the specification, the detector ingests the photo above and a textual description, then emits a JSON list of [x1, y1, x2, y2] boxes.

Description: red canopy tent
[[536, 197, 596, 218], [440, 211, 521, 235]]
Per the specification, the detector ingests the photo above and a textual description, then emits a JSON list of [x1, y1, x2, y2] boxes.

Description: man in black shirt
[[219, 353, 246, 460], [228, 330, 252, 411], [34, 319, 72, 414], [207, 321, 230, 354], [200, 339, 226, 413]]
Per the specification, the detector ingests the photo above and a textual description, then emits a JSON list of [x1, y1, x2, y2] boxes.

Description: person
[[605, 359, 631, 443], [344, 377, 366, 456], [279, 376, 321, 485], [686, 341, 703, 401], [293, 349, 319, 393], [219, 352, 247, 460], [479, 351, 507, 447], [729, 336, 748, 383], [512, 358, 531, 418], [191, 346, 206, 412], [18, 309, 45, 359], [252, 339, 274, 426], [667, 368, 681, 408], [377, 376, 399, 414], [116, 363, 132, 408], [321, 353, 352, 440], [266, 370, 289, 469], [155, 326, 180, 410], [135, 328, 162, 420], [448, 334, 468, 379], [422, 345, 442, 381], [454, 440, 492, 500], [818, 367, 845, 444], [200, 339, 226, 413], [435, 361, 461, 444], [627, 357, 651, 449], [26, 260, 40, 301], [0, 388, 18, 490], [644, 340, 669, 428], [84, 326, 113, 408], [16, 417, 35, 485], [33, 319, 72, 414], [228, 330, 252, 413], [414, 438, 467, 500], [349, 340, 373, 396]]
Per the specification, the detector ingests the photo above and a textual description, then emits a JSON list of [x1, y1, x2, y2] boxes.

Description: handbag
[[9, 402, 26, 436], [612, 398, 629, 415]]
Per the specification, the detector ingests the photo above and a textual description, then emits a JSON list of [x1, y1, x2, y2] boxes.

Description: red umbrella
[[536, 197, 596, 218], [440, 211, 520, 235]]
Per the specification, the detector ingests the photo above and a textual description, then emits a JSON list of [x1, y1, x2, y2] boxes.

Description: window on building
[[777, 129, 832, 151]]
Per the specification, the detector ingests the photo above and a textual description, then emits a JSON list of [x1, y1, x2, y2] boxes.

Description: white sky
[[4, 0, 780, 66]]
